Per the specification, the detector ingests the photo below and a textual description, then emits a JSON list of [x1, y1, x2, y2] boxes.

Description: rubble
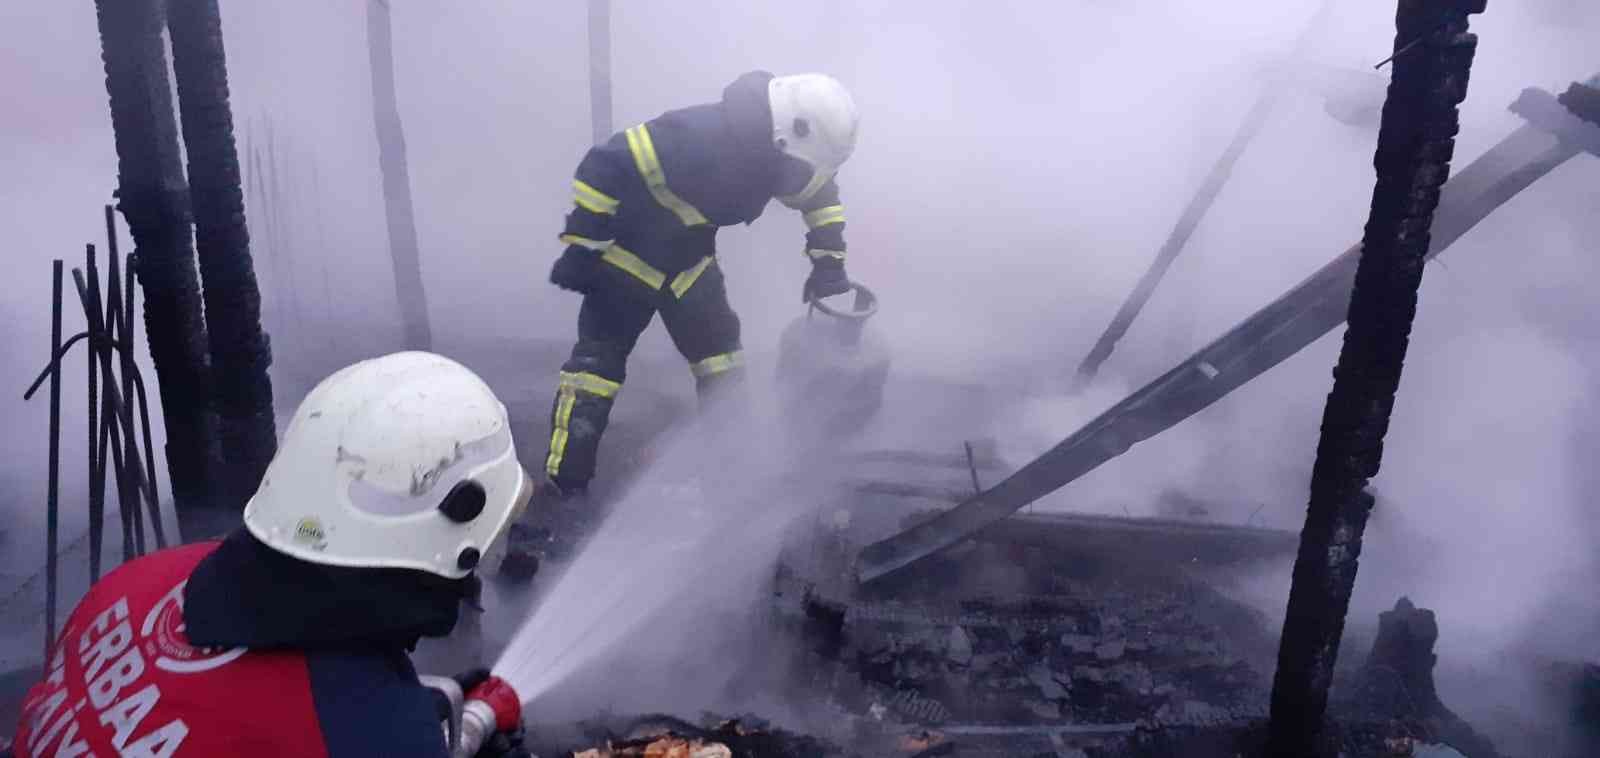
[[767, 497, 1508, 757], [540, 716, 839, 758]]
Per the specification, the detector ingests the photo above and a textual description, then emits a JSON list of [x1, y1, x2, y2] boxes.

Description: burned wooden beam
[[963, 511, 1298, 569], [367, 0, 434, 351], [1267, 1, 1487, 754], [168, 0, 278, 526], [588, 0, 614, 146], [92, 0, 216, 537]]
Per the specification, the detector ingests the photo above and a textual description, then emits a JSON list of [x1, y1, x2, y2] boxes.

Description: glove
[[549, 246, 601, 294], [452, 667, 492, 693], [475, 728, 532, 758], [802, 260, 851, 303]]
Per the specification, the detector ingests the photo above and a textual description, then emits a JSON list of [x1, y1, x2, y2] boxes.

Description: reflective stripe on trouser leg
[[545, 373, 621, 487]]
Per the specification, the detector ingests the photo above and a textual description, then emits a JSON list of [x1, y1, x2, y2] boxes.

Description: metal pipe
[[45, 260, 62, 659]]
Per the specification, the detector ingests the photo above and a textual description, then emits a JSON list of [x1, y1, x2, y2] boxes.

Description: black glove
[[452, 667, 492, 693], [802, 260, 851, 303], [549, 246, 601, 294], [475, 728, 532, 758]]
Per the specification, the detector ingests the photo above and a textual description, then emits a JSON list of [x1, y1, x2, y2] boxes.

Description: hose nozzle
[[457, 676, 521, 758]]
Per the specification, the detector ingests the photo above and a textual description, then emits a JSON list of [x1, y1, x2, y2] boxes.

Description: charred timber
[[167, 0, 278, 526], [1267, 1, 1485, 754], [92, 0, 215, 537], [368, 0, 434, 351]]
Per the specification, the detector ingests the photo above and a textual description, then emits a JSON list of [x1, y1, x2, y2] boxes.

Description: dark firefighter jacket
[[559, 70, 850, 302], [11, 531, 474, 758]]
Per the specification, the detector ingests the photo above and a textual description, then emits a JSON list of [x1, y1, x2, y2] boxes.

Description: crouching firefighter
[[9, 352, 534, 758], [506, 71, 861, 570]]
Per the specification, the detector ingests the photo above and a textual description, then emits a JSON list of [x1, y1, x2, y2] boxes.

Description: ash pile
[[770, 487, 1505, 757]]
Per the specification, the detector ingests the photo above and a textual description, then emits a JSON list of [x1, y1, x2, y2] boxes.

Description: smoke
[[491, 386, 826, 725], [3, 0, 1599, 746]]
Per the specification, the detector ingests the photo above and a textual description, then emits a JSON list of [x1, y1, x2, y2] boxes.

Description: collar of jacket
[[182, 528, 476, 652]]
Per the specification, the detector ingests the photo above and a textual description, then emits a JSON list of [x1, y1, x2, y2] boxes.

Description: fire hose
[[419, 674, 524, 758]]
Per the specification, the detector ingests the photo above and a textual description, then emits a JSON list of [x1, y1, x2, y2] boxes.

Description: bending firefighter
[[522, 71, 861, 536], [9, 353, 533, 758]]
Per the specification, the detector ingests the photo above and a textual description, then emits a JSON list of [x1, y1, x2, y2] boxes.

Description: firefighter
[[504, 71, 860, 572], [9, 352, 532, 758]]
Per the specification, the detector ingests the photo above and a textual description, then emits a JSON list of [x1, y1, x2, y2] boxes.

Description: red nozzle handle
[[465, 675, 522, 732]]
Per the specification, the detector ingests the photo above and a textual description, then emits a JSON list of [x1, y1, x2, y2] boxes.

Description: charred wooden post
[[167, 0, 278, 528], [588, 0, 614, 145], [1267, 1, 1486, 753], [93, 0, 216, 540], [367, 0, 434, 351]]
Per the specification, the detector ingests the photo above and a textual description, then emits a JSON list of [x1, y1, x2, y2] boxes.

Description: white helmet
[[769, 73, 860, 207], [244, 352, 531, 579]]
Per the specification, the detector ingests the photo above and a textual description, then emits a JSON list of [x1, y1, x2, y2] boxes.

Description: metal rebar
[[104, 237, 138, 558], [45, 260, 62, 660], [83, 251, 103, 581], [127, 252, 165, 548], [90, 253, 135, 563], [23, 332, 91, 400], [110, 247, 148, 556]]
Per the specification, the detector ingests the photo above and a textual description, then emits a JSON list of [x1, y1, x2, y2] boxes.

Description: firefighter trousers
[[544, 259, 745, 490]]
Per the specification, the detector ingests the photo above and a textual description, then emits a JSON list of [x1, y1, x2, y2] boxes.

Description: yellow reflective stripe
[[625, 124, 708, 226], [669, 256, 715, 299], [600, 244, 667, 289], [805, 248, 846, 261], [803, 205, 846, 229], [572, 180, 619, 215], [558, 370, 621, 399], [545, 386, 578, 477], [690, 350, 744, 378], [559, 233, 613, 251]]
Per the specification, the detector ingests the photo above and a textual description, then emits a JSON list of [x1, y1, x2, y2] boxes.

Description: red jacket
[[11, 542, 448, 758]]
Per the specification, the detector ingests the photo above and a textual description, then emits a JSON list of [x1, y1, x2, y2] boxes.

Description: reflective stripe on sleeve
[[572, 180, 620, 215], [559, 234, 614, 251]]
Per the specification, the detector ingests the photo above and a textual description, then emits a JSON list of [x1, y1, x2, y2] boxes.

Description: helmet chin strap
[[778, 167, 834, 208]]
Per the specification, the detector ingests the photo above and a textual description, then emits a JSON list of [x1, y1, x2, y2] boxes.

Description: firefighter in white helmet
[[10, 352, 532, 758], [512, 72, 862, 574]]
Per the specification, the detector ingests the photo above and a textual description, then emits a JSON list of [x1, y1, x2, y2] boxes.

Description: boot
[[497, 478, 591, 584]]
